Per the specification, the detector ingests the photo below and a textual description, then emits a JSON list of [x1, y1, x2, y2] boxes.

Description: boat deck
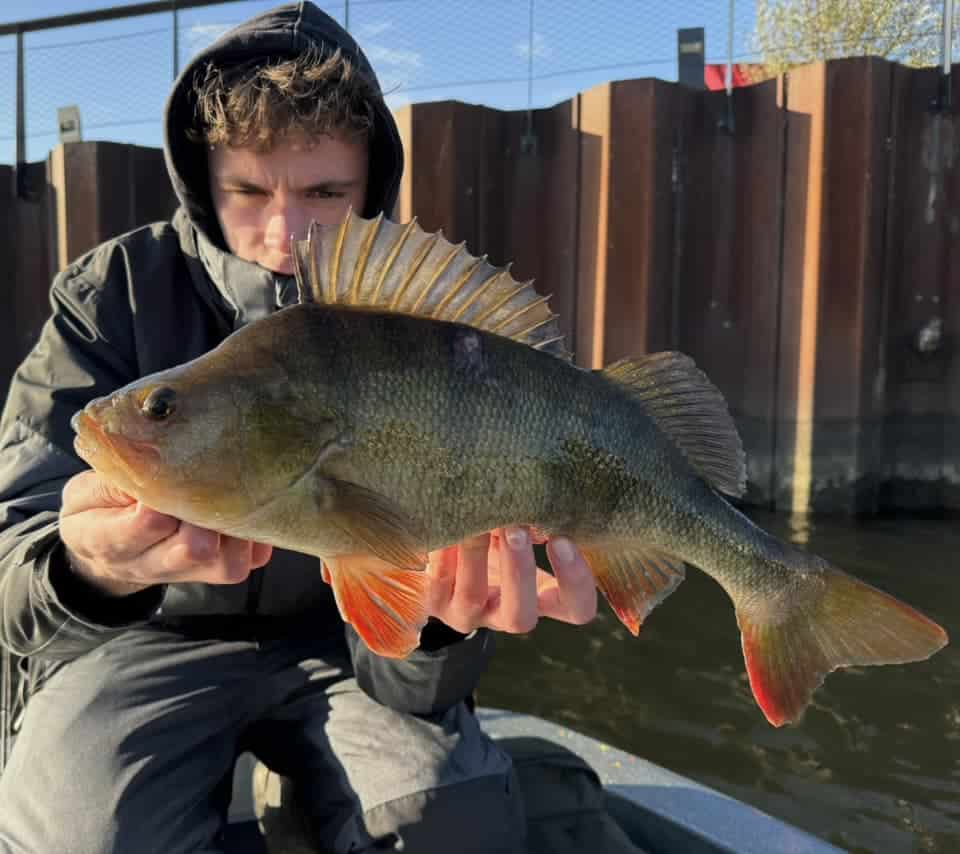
[[223, 708, 842, 853]]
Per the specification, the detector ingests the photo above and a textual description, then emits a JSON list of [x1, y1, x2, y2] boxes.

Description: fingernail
[[551, 537, 575, 565], [504, 527, 528, 549]]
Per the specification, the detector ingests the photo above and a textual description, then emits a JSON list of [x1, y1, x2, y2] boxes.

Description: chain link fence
[[1, 0, 958, 165]]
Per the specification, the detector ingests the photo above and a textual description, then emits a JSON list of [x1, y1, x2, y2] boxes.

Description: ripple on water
[[479, 513, 959, 853]]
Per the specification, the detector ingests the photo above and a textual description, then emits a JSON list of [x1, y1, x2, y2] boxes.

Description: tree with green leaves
[[753, 0, 950, 75]]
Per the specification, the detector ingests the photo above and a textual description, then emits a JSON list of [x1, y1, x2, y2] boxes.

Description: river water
[[478, 511, 959, 854]]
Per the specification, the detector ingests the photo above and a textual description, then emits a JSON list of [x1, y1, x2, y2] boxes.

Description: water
[[478, 511, 960, 854]]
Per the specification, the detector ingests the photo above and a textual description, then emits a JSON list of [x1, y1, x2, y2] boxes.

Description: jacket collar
[[175, 207, 300, 332]]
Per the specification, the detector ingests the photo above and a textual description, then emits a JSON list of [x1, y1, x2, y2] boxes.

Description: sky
[[0, 0, 761, 165]]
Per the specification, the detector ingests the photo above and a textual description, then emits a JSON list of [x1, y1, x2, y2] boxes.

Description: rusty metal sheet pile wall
[[1, 58, 956, 514], [0, 162, 54, 407]]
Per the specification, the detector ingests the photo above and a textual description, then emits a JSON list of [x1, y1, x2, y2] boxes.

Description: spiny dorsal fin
[[291, 209, 571, 361], [603, 352, 747, 497]]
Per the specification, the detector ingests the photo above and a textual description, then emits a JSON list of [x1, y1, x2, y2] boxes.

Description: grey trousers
[[0, 627, 524, 854]]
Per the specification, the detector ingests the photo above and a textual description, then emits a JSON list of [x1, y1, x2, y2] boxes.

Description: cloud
[[514, 32, 551, 59], [367, 44, 424, 94], [360, 21, 393, 38], [364, 44, 423, 71], [185, 23, 233, 48]]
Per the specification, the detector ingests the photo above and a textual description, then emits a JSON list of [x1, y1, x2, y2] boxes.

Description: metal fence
[[1, 0, 958, 167]]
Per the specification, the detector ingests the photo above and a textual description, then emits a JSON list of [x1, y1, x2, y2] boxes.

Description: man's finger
[[160, 524, 220, 572], [493, 527, 539, 633], [124, 503, 182, 547], [217, 535, 255, 583], [449, 534, 490, 618], [61, 470, 135, 515], [426, 545, 457, 615], [62, 503, 181, 566], [251, 542, 273, 569], [539, 538, 597, 625]]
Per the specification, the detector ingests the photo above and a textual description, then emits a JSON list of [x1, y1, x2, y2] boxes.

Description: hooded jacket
[[0, 2, 491, 717]]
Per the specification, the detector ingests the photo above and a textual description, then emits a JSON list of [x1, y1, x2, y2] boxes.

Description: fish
[[71, 209, 948, 727]]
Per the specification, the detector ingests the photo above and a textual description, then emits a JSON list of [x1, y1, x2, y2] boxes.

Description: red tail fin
[[736, 568, 948, 726]]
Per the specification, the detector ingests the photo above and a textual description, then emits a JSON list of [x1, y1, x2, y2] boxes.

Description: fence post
[[173, 4, 180, 79], [940, 0, 954, 109], [14, 29, 26, 199]]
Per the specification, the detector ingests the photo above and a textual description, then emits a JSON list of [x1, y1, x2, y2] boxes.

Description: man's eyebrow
[[216, 177, 360, 191], [217, 177, 267, 190], [298, 179, 361, 191]]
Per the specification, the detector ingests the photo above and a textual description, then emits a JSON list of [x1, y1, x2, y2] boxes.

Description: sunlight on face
[[208, 130, 369, 275]]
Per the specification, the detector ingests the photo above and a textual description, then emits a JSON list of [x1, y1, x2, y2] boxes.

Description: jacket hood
[[163, 2, 404, 250]]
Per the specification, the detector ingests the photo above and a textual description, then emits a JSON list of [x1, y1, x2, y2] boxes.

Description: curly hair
[[189, 46, 377, 151]]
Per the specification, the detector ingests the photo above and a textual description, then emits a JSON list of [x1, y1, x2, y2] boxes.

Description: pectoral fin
[[319, 478, 427, 571], [579, 544, 686, 635], [328, 555, 429, 658]]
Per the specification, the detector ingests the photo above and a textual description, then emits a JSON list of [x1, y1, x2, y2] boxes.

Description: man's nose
[[263, 199, 308, 250]]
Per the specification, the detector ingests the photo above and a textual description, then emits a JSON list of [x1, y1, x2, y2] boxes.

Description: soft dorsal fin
[[603, 352, 747, 497], [290, 209, 571, 361]]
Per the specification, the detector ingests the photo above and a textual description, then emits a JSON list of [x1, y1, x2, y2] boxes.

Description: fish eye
[[141, 387, 177, 421]]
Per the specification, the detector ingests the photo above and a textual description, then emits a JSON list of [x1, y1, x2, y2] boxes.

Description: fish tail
[[735, 563, 948, 727]]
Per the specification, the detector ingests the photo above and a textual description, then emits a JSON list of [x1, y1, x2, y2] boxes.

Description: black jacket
[[0, 2, 491, 716]]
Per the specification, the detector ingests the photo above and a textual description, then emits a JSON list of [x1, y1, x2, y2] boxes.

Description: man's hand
[[425, 527, 597, 635], [59, 470, 273, 597]]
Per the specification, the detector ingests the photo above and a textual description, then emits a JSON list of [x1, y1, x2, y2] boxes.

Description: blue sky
[[1, 1, 759, 164]]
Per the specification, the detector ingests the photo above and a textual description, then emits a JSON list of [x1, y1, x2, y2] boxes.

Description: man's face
[[208, 130, 369, 275]]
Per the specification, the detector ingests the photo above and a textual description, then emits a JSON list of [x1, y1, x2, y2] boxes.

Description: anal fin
[[328, 555, 429, 658], [579, 544, 686, 635]]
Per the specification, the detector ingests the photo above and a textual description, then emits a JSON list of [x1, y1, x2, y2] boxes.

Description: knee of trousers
[[361, 768, 527, 854], [0, 642, 239, 854]]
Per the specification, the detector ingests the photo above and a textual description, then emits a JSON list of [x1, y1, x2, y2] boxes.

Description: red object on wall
[[704, 63, 763, 89]]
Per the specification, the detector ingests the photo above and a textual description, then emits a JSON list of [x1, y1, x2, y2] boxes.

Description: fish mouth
[[72, 410, 110, 463], [72, 410, 105, 462], [71, 410, 160, 490]]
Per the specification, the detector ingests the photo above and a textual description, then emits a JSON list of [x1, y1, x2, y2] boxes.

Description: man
[[0, 3, 596, 853]]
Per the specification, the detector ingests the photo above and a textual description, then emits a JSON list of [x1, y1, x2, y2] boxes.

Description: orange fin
[[579, 544, 686, 635], [737, 567, 948, 727], [328, 554, 429, 659]]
